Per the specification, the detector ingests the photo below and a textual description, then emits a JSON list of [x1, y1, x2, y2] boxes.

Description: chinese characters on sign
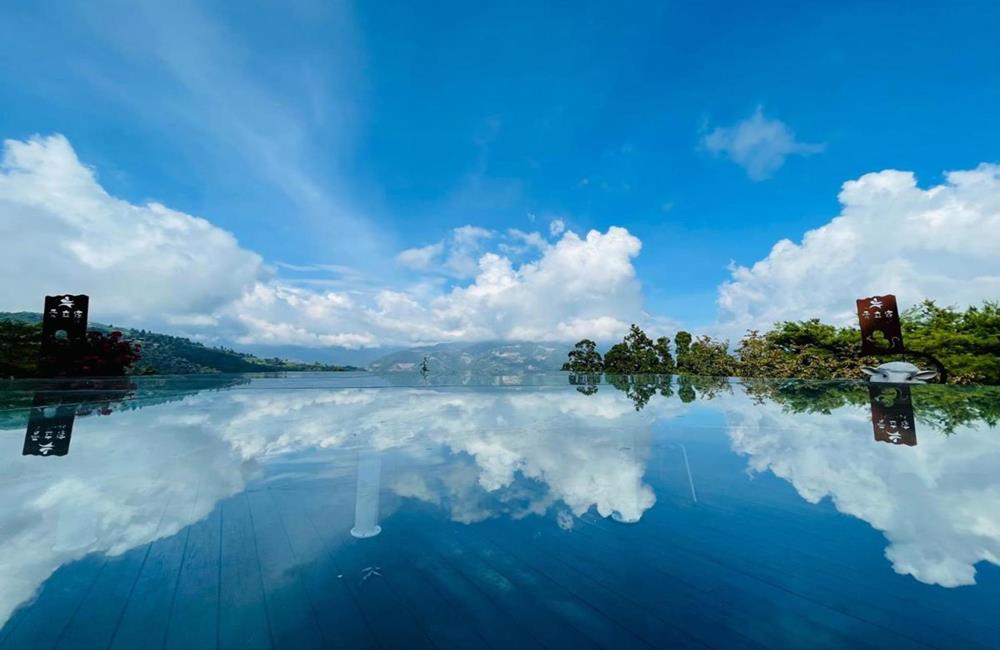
[[856, 294, 904, 355], [868, 384, 917, 446], [23, 394, 76, 457], [40, 294, 89, 354]]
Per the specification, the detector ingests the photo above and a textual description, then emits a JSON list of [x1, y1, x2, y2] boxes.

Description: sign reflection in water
[[22, 395, 75, 457], [869, 383, 917, 446], [0, 376, 999, 637]]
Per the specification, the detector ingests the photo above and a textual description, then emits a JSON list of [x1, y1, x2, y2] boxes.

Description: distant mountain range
[[367, 341, 568, 374], [2, 311, 574, 376], [0, 312, 361, 374], [237, 343, 402, 367]]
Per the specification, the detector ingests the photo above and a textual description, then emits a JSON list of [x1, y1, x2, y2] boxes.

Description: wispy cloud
[[68, 0, 383, 266], [396, 242, 445, 271], [702, 106, 824, 180]]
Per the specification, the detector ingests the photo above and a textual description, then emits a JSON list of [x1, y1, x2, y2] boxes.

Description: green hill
[[0, 312, 361, 376]]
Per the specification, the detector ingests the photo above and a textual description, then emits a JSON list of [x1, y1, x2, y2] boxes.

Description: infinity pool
[[1, 373, 998, 649]]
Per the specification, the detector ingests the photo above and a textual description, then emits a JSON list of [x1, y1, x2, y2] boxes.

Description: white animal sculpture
[[861, 361, 938, 384]]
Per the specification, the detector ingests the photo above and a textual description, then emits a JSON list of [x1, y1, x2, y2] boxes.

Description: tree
[[0, 319, 142, 378], [607, 374, 672, 410], [735, 327, 869, 380], [40, 330, 142, 377], [0, 320, 41, 378], [569, 372, 601, 395], [674, 331, 692, 357], [561, 339, 604, 372], [901, 300, 1000, 384], [602, 342, 632, 373], [677, 376, 696, 403], [603, 324, 675, 374], [654, 336, 675, 372], [561, 300, 1000, 385], [677, 335, 736, 376]]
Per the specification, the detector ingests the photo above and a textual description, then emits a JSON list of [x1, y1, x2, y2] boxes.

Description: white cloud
[[549, 218, 566, 237], [0, 135, 264, 326], [0, 134, 654, 348], [723, 391, 1000, 588], [717, 164, 1000, 335], [443, 225, 495, 277], [3, 376, 998, 630], [396, 225, 494, 278], [702, 106, 824, 180], [0, 383, 676, 627], [396, 242, 444, 270], [235, 226, 647, 346], [505, 228, 547, 251]]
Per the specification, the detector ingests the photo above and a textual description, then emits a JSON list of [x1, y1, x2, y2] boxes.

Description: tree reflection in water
[[569, 372, 1000, 435]]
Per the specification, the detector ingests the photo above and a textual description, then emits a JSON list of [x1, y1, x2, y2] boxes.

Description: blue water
[[0, 374, 998, 649]]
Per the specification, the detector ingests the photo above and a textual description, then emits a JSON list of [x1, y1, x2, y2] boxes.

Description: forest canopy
[[562, 301, 1000, 385]]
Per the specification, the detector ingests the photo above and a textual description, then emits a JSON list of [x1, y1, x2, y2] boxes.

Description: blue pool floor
[[2, 437, 998, 650]]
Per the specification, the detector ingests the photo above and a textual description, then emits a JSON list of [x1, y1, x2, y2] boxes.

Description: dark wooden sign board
[[23, 393, 76, 457], [856, 294, 904, 355], [41, 294, 89, 351], [868, 384, 917, 446]]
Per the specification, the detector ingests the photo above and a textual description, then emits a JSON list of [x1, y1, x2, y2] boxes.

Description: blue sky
[[2, 1, 999, 348]]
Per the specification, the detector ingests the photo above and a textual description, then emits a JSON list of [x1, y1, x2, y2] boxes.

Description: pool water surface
[[0, 373, 998, 649]]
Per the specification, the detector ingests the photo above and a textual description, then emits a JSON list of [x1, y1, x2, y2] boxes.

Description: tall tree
[[654, 336, 675, 371], [561, 339, 604, 372], [676, 333, 735, 376], [603, 324, 676, 374]]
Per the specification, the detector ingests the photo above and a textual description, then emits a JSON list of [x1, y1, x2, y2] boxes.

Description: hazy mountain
[[237, 343, 402, 367], [368, 341, 569, 374]]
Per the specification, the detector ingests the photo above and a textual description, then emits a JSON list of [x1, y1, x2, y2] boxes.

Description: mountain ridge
[[0, 312, 361, 374], [367, 340, 569, 373]]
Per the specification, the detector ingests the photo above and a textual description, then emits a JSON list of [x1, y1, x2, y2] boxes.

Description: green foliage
[[0, 313, 358, 377], [654, 337, 674, 371], [600, 324, 675, 374], [39, 330, 142, 377], [677, 376, 696, 403], [735, 325, 874, 380], [746, 379, 1000, 435], [908, 384, 1000, 433], [673, 375, 731, 405], [674, 330, 738, 377], [733, 302, 1000, 384], [580, 370, 1000, 431], [601, 342, 631, 373], [742, 378, 868, 413], [561, 339, 604, 372], [562, 301, 1000, 386], [568, 372, 601, 395], [607, 374, 673, 410], [677, 335, 736, 376], [674, 331, 692, 356], [1, 320, 142, 377], [900, 300, 1000, 384], [0, 320, 41, 378]]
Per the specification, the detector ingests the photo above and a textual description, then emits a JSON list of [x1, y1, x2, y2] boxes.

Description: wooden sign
[[856, 294, 904, 355], [23, 394, 76, 457], [41, 294, 89, 352], [868, 384, 917, 446]]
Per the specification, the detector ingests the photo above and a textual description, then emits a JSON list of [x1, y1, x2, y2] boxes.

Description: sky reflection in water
[[1, 374, 998, 649]]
